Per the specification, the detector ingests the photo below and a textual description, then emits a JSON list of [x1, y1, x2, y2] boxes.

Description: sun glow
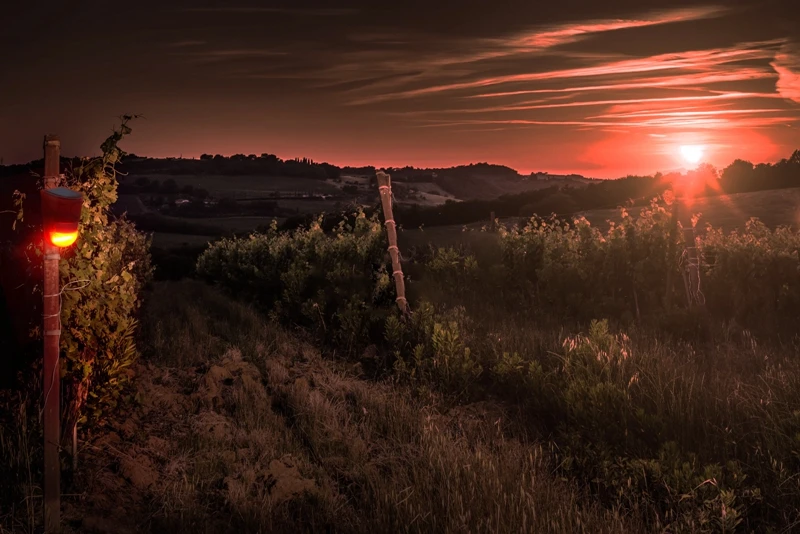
[[680, 145, 705, 165]]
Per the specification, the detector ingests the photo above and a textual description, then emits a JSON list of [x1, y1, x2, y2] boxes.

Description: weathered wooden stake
[[664, 195, 680, 309], [489, 211, 496, 231], [376, 171, 410, 315], [683, 226, 702, 308], [42, 134, 62, 534], [72, 423, 78, 472]]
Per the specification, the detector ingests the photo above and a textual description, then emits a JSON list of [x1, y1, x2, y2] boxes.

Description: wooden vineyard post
[[42, 135, 62, 534], [664, 194, 680, 309], [376, 171, 410, 315], [489, 211, 496, 231], [682, 226, 704, 309]]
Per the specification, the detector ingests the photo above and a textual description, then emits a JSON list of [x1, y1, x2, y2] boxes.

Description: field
[[580, 186, 800, 232], [396, 187, 800, 255], [121, 173, 342, 199], [181, 200, 800, 532], [32, 280, 636, 533], [7, 157, 800, 532], [140, 186, 800, 257], [150, 232, 218, 248]]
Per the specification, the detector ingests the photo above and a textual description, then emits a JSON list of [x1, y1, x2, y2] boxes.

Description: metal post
[[42, 134, 61, 534]]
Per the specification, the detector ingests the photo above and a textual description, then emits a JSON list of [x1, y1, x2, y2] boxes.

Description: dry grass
[[0, 390, 38, 534], [56, 280, 637, 533]]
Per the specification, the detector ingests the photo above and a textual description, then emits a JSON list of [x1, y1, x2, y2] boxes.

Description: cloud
[[589, 108, 787, 119], [771, 44, 800, 103], [399, 92, 778, 116], [499, 6, 729, 50], [288, 6, 734, 100], [412, 116, 798, 130], [466, 70, 777, 99], [349, 39, 786, 104]]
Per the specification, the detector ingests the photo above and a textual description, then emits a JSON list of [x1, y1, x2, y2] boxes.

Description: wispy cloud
[[466, 70, 777, 99], [349, 39, 786, 104], [498, 6, 729, 50], [288, 6, 734, 99], [589, 108, 787, 119], [412, 116, 798, 129], [771, 44, 800, 103], [399, 92, 779, 116]]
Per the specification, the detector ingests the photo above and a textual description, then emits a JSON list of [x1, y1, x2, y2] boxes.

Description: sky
[[1, 0, 798, 178]]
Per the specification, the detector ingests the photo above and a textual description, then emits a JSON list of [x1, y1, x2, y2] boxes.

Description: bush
[[197, 212, 395, 354], [58, 118, 153, 429], [499, 198, 684, 323], [701, 218, 800, 334], [385, 302, 483, 398], [496, 197, 800, 336], [194, 190, 800, 530]]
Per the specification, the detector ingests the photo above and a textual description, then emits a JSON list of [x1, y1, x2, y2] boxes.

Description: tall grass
[[0, 390, 38, 533], [135, 280, 637, 533], [196, 195, 800, 531]]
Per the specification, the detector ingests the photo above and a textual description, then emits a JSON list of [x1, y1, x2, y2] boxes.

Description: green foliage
[[195, 189, 800, 531], [58, 117, 153, 428], [408, 203, 800, 530], [385, 302, 483, 398], [424, 246, 479, 294], [700, 218, 800, 333], [496, 197, 800, 335], [499, 198, 684, 322], [196, 212, 395, 354]]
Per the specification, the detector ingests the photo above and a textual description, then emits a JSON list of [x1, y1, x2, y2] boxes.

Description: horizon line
[[3, 147, 798, 182]]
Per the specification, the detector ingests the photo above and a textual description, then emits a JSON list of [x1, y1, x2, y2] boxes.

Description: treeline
[[719, 151, 800, 193], [393, 150, 800, 228], [118, 153, 342, 180]]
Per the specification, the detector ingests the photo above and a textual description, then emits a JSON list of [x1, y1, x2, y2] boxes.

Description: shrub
[[496, 197, 800, 336], [424, 246, 479, 294], [197, 212, 395, 354], [58, 117, 153, 430], [700, 218, 800, 334], [499, 199, 684, 322]]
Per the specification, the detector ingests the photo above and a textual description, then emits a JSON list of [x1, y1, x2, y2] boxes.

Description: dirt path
[[62, 281, 636, 534]]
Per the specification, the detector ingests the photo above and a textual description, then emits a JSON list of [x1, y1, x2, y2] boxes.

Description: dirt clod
[[264, 455, 316, 504], [120, 454, 159, 490]]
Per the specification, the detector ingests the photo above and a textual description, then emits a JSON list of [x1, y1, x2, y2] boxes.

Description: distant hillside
[[115, 157, 598, 202], [381, 162, 597, 200], [1, 155, 599, 203]]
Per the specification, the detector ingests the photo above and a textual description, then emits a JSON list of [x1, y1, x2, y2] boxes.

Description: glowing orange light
[[48, 230, 79, 248]]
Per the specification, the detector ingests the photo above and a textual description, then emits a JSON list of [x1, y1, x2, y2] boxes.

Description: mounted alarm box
[[41, 187, 83, 247]]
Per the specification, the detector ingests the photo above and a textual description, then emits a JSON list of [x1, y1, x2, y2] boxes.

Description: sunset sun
[[680, 145, 705, 165]]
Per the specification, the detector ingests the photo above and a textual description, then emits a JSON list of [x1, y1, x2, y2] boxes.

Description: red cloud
[[771, 44, 800, 103]]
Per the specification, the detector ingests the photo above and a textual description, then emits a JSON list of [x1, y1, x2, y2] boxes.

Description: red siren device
[[41, 187, 83, 247]]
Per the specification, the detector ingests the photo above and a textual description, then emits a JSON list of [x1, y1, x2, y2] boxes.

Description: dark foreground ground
[[45, 281, 635, 534]]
